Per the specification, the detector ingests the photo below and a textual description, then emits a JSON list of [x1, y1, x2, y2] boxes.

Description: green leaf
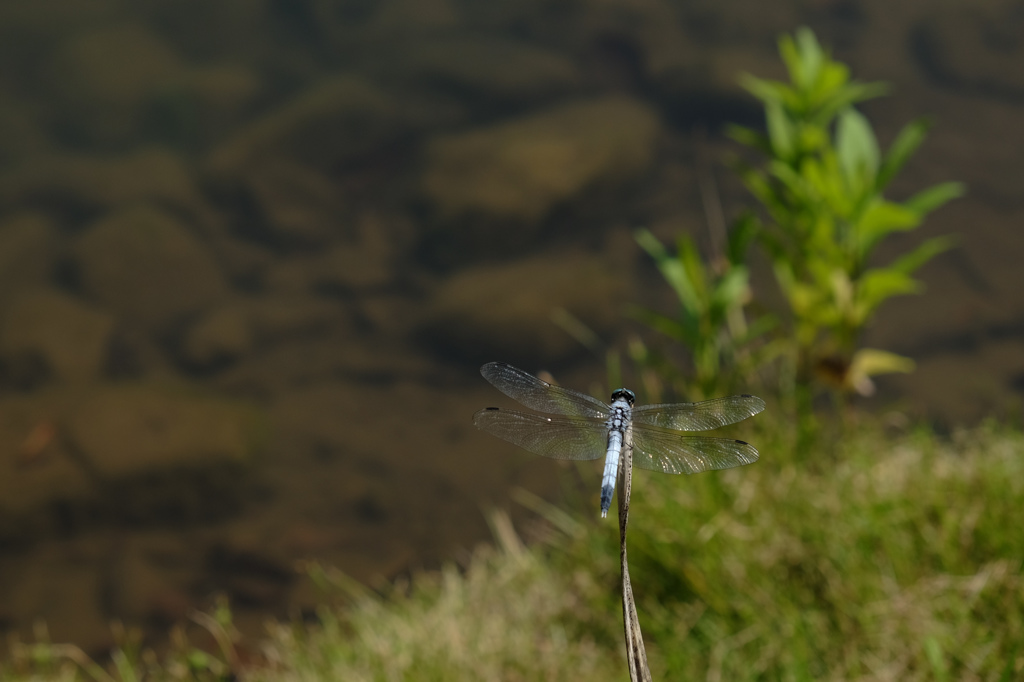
[[789, 280, 824, 317], [736, 165, 782, 214], [876, 118, 930, 191], [769, 158, 806, 195], [726, 213, 760, 265], [677, 236, 710, 304], [726, 124, 771, 154], [710, 266, 750, 313], [887, 235, 955, 276], [803, 153, 853, 216], [855, 268, 921, 318], [850, 348, 915, 376], [738, 73, 788, 104], [635, 229, 703, 313], [635, 227, 668, 261], [844, 348, 916, 395], [796, 123, 830, 154], [813, 81, 889, 125], [765, 99, 795, 160], [630, 307, 692, 345], [854, 200, 921, 256], [779, 33, 803, 87], [904, 181, 966, 216], [813, 61, 850, 103], [791, 27, 824, 91], [836, 108, 880, 193]]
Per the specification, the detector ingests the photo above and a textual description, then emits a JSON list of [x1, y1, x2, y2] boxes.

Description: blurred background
[[0, 0, 1020, 656]]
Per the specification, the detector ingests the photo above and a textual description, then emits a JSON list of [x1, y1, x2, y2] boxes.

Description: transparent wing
[[631, 395, 765, 432], [480, 362, 609, 419], [473, 408, 608, 460], [631, 423, 760, 474]]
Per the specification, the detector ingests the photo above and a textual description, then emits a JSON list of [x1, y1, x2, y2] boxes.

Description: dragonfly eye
[[610, 388, 635, 406]]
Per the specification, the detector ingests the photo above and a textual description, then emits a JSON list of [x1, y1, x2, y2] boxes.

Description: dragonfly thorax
[[610, 388, 635, 406]]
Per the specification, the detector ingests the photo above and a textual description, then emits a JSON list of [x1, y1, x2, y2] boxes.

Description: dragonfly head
[[610, 388, 635, 406]]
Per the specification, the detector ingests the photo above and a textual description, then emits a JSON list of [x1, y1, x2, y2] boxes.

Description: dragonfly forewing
[[480, 361, 609, 419], [473, 408, 609, 460]]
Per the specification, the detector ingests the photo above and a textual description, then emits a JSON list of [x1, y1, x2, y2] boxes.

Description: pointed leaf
[[905, 182, 966, 216], [876, 118, 930, 190], [769, 158, 806, 194], [677, 236, 710, 304], [855, 200, 921, 256], [887, 235, 955, 276], [779, 33, 804, 88], [726, 124, 771, 154], [850, 348, 915, 376], [736, 165, 784, 214], [630, 307, 691, 345], [738, 73, 788, 104], [855, 268, 921, 319], [766, 99, 795, 160], [844, 348, 916, 396], [814, 81, 889, 125], [635, 229, 703, 313], [793, 27, 824, 90], [837, 107, 880, 193]]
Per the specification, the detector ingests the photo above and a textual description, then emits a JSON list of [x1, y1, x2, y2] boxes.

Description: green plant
[[632, 220, 778, 401], [729, 27, 964, 409]]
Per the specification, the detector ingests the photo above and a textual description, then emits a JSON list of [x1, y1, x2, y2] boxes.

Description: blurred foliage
[[633, 220, 780, 401], [636, 27, 963, 425], [2, 598, 240, 682]]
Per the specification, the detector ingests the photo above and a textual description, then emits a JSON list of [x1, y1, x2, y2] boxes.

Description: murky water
[[0, 0, 1022, 655]]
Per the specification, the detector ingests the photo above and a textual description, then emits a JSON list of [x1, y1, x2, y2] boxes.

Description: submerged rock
[[0, 289, 114, 386], [0, 212, 59, 309], [180, 304, 254, 369], [206, 75, 401, 178], [382, 35, 580, 102], [45, 23, 187, 145], [0, 390, 95, 517], [263, 210, 408, 294], [0, 148, 210, 219], [243, 160, 344, 246], [64, 383, 262, 478], [421, 95, 661, 223], [179, 294, 346, 369], [416, 251, 628, 363], [74, 204, 228, 333], [0, 95, 53, 166]]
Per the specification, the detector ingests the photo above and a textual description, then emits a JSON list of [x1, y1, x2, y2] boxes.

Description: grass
[[3, 418, 1023, 681], [591, 419, 1024, 680]]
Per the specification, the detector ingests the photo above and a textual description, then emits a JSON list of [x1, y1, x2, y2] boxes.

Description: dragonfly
[[473, 361, 765, 517]]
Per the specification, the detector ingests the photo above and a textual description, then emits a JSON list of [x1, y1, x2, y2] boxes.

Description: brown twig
[[618, 426, 653, 682]]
